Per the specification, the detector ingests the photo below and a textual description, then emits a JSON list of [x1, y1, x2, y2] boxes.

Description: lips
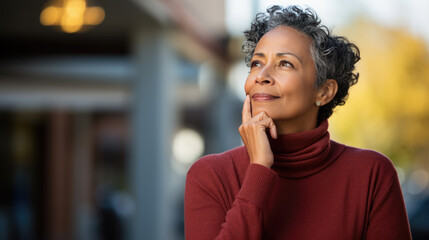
[[252, 93, 280, 101]]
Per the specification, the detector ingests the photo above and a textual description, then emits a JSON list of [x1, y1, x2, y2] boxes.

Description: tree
[[330, 20, 429, 169]]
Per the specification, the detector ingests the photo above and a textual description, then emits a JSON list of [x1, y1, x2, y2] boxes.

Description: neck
[[275, 117, 318, 135], [268, 120, 346, 178]]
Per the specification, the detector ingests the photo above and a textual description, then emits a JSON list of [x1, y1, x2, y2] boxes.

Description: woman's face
[[244, 25, 319, 129]]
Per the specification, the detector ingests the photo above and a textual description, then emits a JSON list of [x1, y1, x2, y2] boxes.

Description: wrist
[[250, 158, 273, 168]]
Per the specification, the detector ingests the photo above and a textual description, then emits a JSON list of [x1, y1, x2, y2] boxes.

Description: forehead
[[254, 26, 313, 58]]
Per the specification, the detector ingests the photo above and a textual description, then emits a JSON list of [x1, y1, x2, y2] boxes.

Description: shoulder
[[340, 143, 397, 178], [185, 146, 249, 201], [186, 146, 249, 181]]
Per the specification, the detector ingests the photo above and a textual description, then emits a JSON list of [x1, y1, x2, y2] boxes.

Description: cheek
[[279, 74, 305, 96], [280, 75, 315, 103]]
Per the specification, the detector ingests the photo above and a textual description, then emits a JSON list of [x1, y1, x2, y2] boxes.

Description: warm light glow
[[64, 0, 86, 17], [40, 6, 62, 25], [84, 7, 105, 25], [61, 14, 84, 33], [40, 0, 105, 33]]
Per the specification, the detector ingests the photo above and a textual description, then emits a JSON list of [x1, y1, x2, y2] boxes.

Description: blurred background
[[0, 0, 428, 239]]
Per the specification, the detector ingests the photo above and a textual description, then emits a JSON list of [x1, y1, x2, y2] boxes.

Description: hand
[[239, 95, 277, 168]]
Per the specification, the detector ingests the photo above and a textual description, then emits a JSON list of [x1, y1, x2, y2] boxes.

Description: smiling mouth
[[252, 93, 280, 101]]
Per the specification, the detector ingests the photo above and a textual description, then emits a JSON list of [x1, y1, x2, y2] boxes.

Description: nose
[[255, 65, 274, 85]]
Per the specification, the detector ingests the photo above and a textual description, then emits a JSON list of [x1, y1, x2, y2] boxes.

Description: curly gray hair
[[242, 5, 360, 123]]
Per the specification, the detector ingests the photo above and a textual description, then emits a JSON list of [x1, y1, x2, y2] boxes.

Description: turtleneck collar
[[269, 120, 345, 178]]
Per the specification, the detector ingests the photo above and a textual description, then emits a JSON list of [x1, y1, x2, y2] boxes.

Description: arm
[[184, 161, 278, 240], [365, 166, 412, 239], [185, 95, 278, 239]]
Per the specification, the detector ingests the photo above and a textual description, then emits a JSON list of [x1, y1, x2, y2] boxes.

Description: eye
[[279, 60, 294, 68], [250, 60, 262, 68]]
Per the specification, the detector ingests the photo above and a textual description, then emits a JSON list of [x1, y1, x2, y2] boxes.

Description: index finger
[[242, 95, 252, 123]]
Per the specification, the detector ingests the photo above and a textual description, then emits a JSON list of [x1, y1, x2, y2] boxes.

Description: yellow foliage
[[329, 20, 429, 167]]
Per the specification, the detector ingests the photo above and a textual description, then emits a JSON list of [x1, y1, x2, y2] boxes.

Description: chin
[[252, 108, 276, 118], [252, 108, 295, 122]]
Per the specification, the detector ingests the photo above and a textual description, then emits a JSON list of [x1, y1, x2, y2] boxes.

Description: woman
[[184, 5, 411, 240]]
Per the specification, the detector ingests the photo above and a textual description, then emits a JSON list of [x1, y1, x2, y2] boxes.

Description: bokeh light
[[172, 128, 205, 166], [40, 0, 105, 33]]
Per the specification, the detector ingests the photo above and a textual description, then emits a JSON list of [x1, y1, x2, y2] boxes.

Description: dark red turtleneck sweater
[[184, 120, 412, 240]]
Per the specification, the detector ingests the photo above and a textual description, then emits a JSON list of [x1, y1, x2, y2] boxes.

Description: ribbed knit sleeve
[[235, 164, 279, 208], [184, 155, 278, 240], [364, 154, 412, 240]]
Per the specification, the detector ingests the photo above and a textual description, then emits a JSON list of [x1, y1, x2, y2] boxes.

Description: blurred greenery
[[330, 19, 429, 170]]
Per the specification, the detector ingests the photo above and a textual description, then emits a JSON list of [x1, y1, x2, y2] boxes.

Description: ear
[[315, 79, 338, 106]]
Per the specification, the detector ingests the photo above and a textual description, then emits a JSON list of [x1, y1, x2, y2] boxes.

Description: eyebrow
[[253, 52, 303, 64]]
